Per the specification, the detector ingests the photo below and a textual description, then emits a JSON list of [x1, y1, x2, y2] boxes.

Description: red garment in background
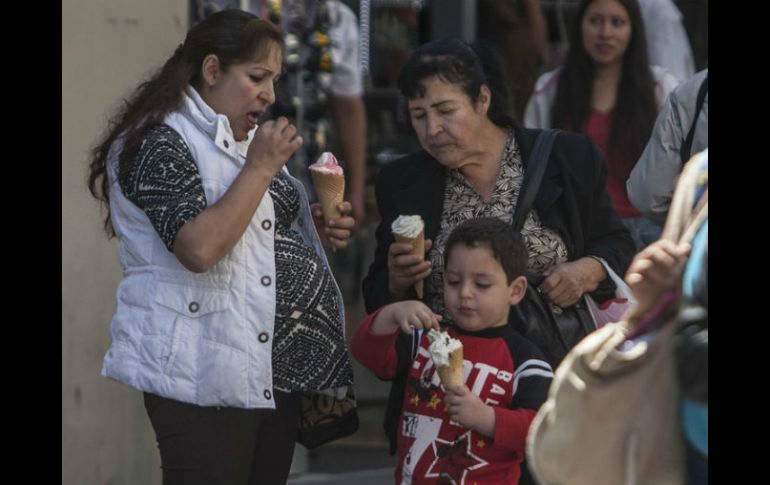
[[582, 109, 640, 218]]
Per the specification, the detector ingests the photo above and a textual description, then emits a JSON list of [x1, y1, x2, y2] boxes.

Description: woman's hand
[[625, 239, 691, 314], [172, 118, 301, 273], [444, 384, 495, 438], [245, 117, 303, 178], [311, 201, 355, 251], [387, 239, 433, 299], [541, 257, 608, 308], [370, 300, 443, 336]]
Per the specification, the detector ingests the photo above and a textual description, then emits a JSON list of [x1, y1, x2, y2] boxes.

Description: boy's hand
[[389, 300, 443, 335], [370, 300, 443, 336], [444, 384, 496, 438]]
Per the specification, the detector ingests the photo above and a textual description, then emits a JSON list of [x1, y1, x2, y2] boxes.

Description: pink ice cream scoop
[[309, 152, 345, 222], [309, 152, 344, 176]]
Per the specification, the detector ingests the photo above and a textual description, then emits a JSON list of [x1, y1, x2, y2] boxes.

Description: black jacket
[[360, 122, 635, 456], [363, 122, 634, 311]]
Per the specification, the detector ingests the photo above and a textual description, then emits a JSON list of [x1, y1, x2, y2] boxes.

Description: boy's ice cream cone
[[428, 329, 464, 388], [436, 347, 464, 387], [309, 152, 345, 223], [391, 215, 425, 298]]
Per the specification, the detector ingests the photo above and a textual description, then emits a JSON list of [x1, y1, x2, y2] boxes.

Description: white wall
[[62, 1, 188, 483]]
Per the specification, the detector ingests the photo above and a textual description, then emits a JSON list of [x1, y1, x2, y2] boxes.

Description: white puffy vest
[[101, 87, 343, 409]]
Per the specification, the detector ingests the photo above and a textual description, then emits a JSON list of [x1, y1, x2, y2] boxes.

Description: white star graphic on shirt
[[424, 430, 489, 485]]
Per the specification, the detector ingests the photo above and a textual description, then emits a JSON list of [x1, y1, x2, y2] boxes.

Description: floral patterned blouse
[[425, 129, 569, 319]]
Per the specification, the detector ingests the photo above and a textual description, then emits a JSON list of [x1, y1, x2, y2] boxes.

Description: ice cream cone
[[436, 347, 464, 387], [310, 170, 345, 223], [393, 230, 425, 298]]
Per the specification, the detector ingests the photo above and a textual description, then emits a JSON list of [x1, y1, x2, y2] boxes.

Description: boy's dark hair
[[443, 217, 528, 283]]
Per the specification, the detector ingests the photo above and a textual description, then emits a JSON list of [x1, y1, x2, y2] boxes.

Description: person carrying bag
[[508, 129, 634, 367], [525, 150, 708, 485]]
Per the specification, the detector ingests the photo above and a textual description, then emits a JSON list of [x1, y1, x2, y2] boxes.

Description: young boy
[[352, 217, 554, 485]]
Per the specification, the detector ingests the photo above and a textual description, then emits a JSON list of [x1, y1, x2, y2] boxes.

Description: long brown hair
[[87, 10, 283, 236], [551, 0, 657, 181]]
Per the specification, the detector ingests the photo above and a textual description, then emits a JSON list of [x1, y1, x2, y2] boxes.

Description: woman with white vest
[[87, 10, 356, 484]]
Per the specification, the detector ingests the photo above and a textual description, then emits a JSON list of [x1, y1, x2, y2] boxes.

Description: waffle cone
[[436, 347, 464, 387], [310, 170, 345, 223], [393, 230, 425, 298]]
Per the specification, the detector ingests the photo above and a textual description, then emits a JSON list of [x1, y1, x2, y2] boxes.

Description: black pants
[[144, 390, 301, 485]]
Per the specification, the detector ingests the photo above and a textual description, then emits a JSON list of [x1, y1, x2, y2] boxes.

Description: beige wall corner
[[63, 1, 188, 484]]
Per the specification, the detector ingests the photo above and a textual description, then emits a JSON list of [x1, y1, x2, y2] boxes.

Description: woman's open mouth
[[247, 111, 262, 129]]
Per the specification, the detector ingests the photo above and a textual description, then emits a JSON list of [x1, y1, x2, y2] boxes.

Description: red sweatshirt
[[582, 109, 641, 218], [352, 309, 553, 485]]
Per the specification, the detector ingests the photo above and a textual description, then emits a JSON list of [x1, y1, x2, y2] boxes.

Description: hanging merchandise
[[270, 0, 336, 172]]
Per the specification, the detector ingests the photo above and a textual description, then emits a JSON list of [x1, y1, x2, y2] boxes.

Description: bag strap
[[680, 74, 708, 165], [512, 129, 561, 232], [661, 155, 708, 245]]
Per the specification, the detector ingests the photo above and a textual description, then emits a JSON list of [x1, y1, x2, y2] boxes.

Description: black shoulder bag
[[507, 129, 595, 367]]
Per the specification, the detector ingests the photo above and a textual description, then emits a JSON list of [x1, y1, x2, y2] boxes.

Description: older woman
[[361, 38, 635, 456], [88, 11, 355, 484]]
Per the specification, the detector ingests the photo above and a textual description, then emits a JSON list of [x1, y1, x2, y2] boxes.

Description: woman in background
[[524, 0, 678, 251]]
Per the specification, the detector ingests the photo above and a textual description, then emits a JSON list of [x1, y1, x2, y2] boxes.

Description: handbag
[[296, 386, 359, 449], [525, 158, 708, 485], [509, 272, 594, 367], [584, 258, 634, 329], [525, 314, 684, 485], [507, 129, 594, 367]]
